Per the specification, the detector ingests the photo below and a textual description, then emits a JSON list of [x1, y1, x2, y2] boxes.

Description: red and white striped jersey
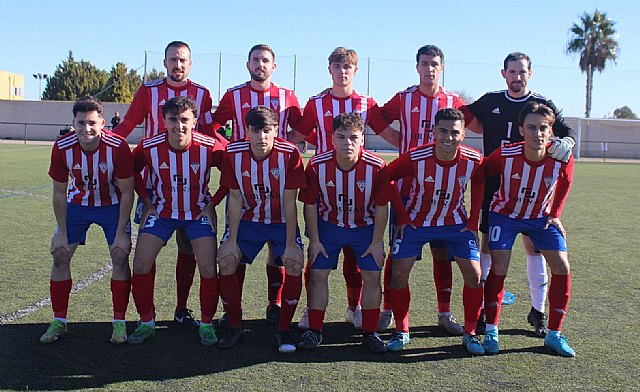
[[212, 82, 302, 141], [484, 142, 574, 219], [49, 130, 134, 206], [296, 89, 390, 154], [299, 149, 391, 228], [114, 79, 214, 138], [220, 137, 305, 224], [133, 131, 225, 220], [388, 143, 484, 230]]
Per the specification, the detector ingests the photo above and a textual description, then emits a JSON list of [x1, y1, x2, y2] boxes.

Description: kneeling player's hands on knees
[[140, 204, 158, 228], [308, 241, 328, 266], [545, 217, 567, 238], [111, 232, 132, 256], [50, 233, 71, 255], [217, 240, 241, 262], [196, 203, 217, 231], [283, 244, 304, 266], [362, 242, 386, 268]]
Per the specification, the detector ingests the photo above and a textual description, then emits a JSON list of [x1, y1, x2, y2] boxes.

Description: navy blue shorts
[[62, 203, 130, 246], [225, 220, 303, 266], [391, 224, 479, 261], [311, 219, 382, 271], [488, 212, 567, 251], [140, 215, 216, 243], [133, 188, 153, 225]]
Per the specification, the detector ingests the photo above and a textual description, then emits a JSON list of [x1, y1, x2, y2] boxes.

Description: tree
[[146, 68, 166, 82], [43, 51, 109, 101], [613, 106, 638, 119], [100, 62, 142, 102], [566, 9, 620, 118]]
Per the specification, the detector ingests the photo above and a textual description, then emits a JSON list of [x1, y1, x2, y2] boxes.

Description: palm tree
[[566, 9, 620, 118]]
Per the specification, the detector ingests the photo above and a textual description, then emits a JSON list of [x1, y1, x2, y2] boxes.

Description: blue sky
[[2, 0, 638, 118]]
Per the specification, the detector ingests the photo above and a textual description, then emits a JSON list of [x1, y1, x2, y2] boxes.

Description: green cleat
[[40, 319, 68, 344], [199, 323, 218, 346], [127, 322, 155, 345], [110, 320, 128, 345]]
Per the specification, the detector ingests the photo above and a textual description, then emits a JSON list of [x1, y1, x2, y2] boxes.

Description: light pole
[[33, 73, 49, 100]]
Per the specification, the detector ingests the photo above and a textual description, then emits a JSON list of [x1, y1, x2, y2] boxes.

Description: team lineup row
[[39, 42, 576, 358]]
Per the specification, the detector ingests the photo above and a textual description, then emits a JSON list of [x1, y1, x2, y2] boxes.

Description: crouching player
[[216, 106, 306, 352], [482, 102, 575, 357], [128, 96, 225, 346], [386, 108, 486, 355], [42, 96, 134, 344], [297, 112, 391, 353]]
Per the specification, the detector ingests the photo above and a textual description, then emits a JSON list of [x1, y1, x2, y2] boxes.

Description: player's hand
[[111, 231, 132, 257], [140, 204, 158, 228], [196, 203, 217, 232], [545, 217, 567, 238], [308, 240, 328, 267], [50, 233, 71, 255], [362, 242, 386, 268], [460, 227, 480, 245], [548, 137, 575, 162], [217, 240, 241, 262], [283, 243, 304, 268]]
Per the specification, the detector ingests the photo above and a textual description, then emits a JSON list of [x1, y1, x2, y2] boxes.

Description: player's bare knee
[[51, 252, 71, 271], [545, 252, 570, 275], [110, 251, 129, 272], [198, 263, 216, 279], [284, 259, 303, 276], [217, 255, 238, 275]]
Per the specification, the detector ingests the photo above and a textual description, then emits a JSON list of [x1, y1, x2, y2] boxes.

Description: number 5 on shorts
[[392, 238, 402, 255]]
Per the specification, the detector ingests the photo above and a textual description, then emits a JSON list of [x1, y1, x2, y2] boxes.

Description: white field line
[[0, 187, 50, 200]]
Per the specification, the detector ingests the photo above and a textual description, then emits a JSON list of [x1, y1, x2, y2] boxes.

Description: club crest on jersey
[[425, 175, 435, 183], [242, 170, 251, 177], [160, 162, 169, 169], [356, 180, 367, 192], [159, 99, 166, 106], [242, 102, 251, 109], [544, 176, 554, 187], [511, 173, 521, 180], [326, 180, 335, 187], [324, 110, 332, 117], [73, 163, 82, 170], [457, 176, 468, 186], [270, 99, 280, 110], [191, 163, 200, 174], [99, 162, 108, 173], [270, 168, 280, 179]]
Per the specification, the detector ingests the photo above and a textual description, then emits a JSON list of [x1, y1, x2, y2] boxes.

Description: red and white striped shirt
[[114, 79, 215, 138], [220, 138, 305, 224], [484, 142, 574, 219], [299, 149, 391, 228], [388, 144, 484, 230], [296, 89, 390, 154], [133, 132, 225, 220], [212, 82, 302, 141], [49, 130, 134, 206]]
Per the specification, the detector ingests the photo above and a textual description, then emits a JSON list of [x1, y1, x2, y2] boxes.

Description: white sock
[[480, 253, 492, 308], [526, 254, 548, 312], [486, 323, 498, 332], [54, 317, 67, 324]]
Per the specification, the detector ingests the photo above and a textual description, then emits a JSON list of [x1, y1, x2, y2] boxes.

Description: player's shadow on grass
[[0, 321, 545, 390]]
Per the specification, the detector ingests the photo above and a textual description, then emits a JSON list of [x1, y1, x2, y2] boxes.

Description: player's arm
[[362, 166, 390, 267], [114, 86, 147, 138], [210, 91, 234, 132], [460, 105, 483, 134], [112, 176, 134, 256], [300, 165, 327, 263], [546, 101, 576, 162], [282, 189, 304, 265], [545, 157, 574, 237], [463, 162, 485, 238], [217, 188, 242, 260], [51, 180, 71, 254], [369, 104, 400, 148], [288, 99, 317, 144]]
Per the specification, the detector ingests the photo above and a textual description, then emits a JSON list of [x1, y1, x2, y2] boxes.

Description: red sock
[[175, 252, 196, 313], [304, 260, 311, 289], [266, 264, 284, 306], [132, 272, 155, 322], [548, 274, 571, 331], [150, 262, 157, 313], [361, 308, 381, 334], [483, 271, 506, 325], [111, 279, 131, 320], [218, 273, 242, 328], [433, 258, 452, 313], [235, 263, 247, 302], [308, 309, 325, 331], [342, 247, 362, 308], [200, 275, 218, 324], [390, 286, 411, 333], [462, 285, 484, 335], [50, 279, 72, 319], [278, 274, 302, 331], [382, 254, 393, 311]]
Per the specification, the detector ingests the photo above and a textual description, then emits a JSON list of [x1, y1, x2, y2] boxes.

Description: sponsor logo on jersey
[[324, 110, 332, 117], [190, 163, 200, 174], [326, 180, 335, 187], [242, 102, 251, 109], [411, 106, 420, 113], [270, 168, 280, 179], [356, 180, 366, 192], [492, 107, 500, 114], [544, 176, 554, 187], [458, 176, 468, 186], [73, 163, 82, 170], [425, 175, 435, 183], [99, 162, 108, 173], [511, 173, 521, 180], [271, 99, 280, 110], [159, 99, 166, 106], [242, 170, 250, 177], [160, 162, 169, 169]]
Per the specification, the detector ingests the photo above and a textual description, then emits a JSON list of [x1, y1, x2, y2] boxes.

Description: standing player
[[212, 44, 303, 323], [297, 112, 391, 353], [114, 41, 223, 329], [41, 96, 134, 344], [378, 45, 479, 334], [482, 102, 575, 357], [386, 108, 485, 354], [466, 52, 576, 336], [216, 106, 306, 352], [289, 47, 398, 329], [127, 97, 224, 346]]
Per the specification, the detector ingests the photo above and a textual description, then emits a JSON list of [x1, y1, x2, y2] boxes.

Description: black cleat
[[174, 308, 200, 329], [217, 327, 244, 349], [527, 306, 549, 337], [476, 309, 487, 335], [266, 304, 281, 324], [362, 332, 387, 353], [297, 329, 322, 350]]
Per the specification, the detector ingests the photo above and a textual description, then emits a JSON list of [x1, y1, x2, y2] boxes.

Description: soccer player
[[212, 44, 303, 324], [114, 41, 224, 329], [127, 96, 225, 346], [378, 45, 479, 334], [482, 101, 575, 357], [216, 106, 306, 352], [297, 112, 391, 353], [385, 108, 485, 354], [289, 47, 399, 330], [41, 96, 134, 345], [466, 52, 576, 336]]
